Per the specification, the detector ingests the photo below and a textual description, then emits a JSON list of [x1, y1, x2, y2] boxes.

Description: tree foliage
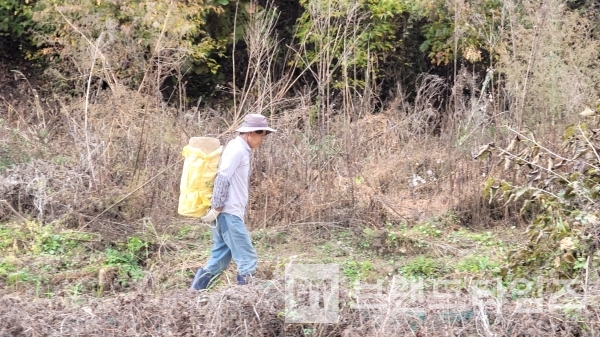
[[0, 0, 598, 105], [31, 0, 240, 89], [0, 0, 33, 38]]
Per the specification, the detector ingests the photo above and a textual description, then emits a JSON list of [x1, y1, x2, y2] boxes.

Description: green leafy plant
[[104, 237, 149, 286], [399, 256, 444, 278], [342, 260, 373, 282], [296, 0, 408, 70], [30, 0, 241, 93], [455, 255, 499, 274], [0, 261, 16, 279], [360, 228, 377, 249], [415, 222, 442, 237], [449, 230, 502, 247], [7, 268, 32, 287], [0, 227, 12, 251], [29, 225, 91, 255], [177, 225, 192, 238], [0, 0, 33, 38], [413, 0, 501, 65], [477, 123, 600, 279]]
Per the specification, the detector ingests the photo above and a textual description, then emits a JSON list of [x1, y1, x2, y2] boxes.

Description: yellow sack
[[178, 137, 222, 217]]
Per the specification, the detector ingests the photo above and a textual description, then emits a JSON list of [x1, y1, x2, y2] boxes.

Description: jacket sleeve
[[211, 174, 229, 209]]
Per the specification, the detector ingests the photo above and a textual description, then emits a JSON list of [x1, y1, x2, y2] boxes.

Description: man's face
[[247, 130, 268, 149]]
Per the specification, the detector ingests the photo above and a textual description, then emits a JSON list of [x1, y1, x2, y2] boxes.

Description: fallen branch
[[0, 199, 28, 224]]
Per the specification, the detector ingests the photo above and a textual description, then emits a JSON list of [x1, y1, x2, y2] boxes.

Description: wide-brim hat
[[235, 113, 277, 133]]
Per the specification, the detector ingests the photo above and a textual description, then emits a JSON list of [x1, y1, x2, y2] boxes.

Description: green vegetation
[[7, 268, 31, 286], [0, 221, 94, 256], [342, 260, 373, 282], [0, 0, 33, 38], [0, 261, 16, 278], [455, 255, 500, 275], [400, 256, 444, 278], [3, 0, 592, 101], [480, 123, 600, 279], [0, 221, 154, 292], [104, 237, 149, 286], [294, 0, 409, 82]]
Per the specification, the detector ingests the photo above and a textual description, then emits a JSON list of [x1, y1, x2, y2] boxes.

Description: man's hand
[[201, 208, 220, 223]]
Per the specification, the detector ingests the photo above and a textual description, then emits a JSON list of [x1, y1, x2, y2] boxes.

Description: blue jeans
[[203, 212, 257, 277]]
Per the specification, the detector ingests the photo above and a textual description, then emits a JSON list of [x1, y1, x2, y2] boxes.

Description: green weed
[[321, 257, 333, 264], [467, 231, 501, 247], [400, 256, 444, 278], [360, 228, 377, 249], [41, 234, 71, 255], [321, 243, 334, 253], [177, 225, 191, 238], [69, 282, 83, 297], [1, 222, 94, 256], [415, 223, 442, 237], [338, 231, 351, 240], [342, 260, 373, 282], [0, 226, 18, 251], [0, 261, 16, 278], [308, 135, 339, 163], [455, 255, 500, 274], [126, 237, 148, 259], [7, 268, 32, 286], [103, 237, 149, 286]]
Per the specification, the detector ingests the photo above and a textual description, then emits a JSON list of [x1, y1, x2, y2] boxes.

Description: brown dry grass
[[2, 278, 599, 336], [1, 67, 498, 240]]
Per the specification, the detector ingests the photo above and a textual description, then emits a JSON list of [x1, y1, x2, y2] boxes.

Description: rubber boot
[[237, 273, 253, 286], [190, 268, 214, 291]]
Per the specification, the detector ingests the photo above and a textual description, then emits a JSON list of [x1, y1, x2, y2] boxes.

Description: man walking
[[190, 113, 276, 290]]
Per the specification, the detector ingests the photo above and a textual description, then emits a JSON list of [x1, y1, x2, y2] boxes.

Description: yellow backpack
[[178, 137, 222, 217]]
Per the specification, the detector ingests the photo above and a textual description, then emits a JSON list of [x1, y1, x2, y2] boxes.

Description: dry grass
[[497, 0, 600, 130], [0, 63, 501, 240], [1, 277, 599, 336], [0, 0, 525, 239]]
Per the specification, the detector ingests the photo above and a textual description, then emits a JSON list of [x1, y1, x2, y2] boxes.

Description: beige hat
[[235, 114, 277, 133]]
